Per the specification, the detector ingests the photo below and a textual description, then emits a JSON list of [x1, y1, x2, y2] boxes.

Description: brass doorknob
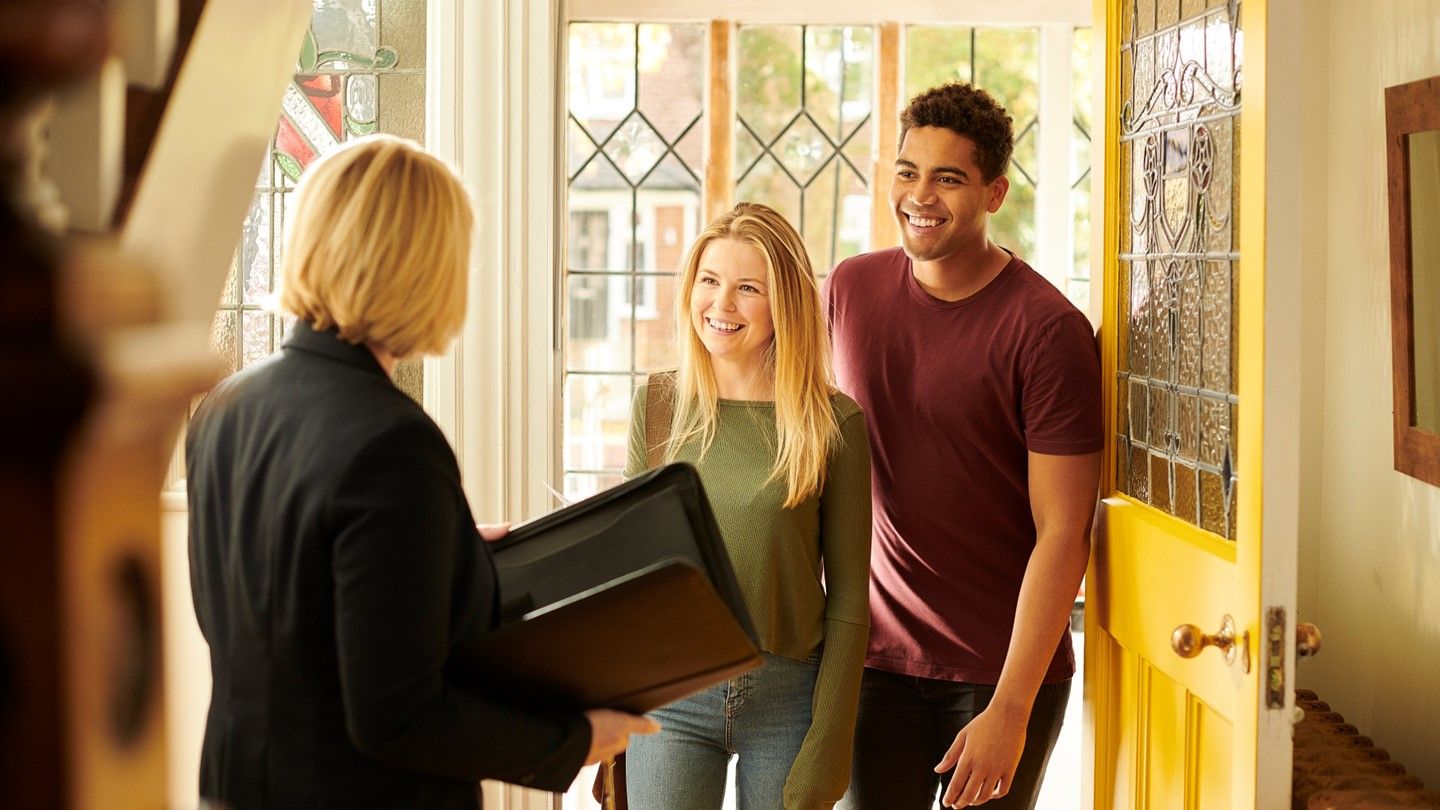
[[1296, 623, 1322, 659], [1172, 614, 1241, 667]]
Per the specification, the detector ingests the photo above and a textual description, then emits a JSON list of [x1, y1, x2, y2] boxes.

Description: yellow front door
[[1086, 0, 1300, 807]]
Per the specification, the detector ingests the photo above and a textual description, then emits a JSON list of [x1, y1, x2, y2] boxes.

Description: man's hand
[[582, 709, 660, 765], [476, 523, 510, 542], [935, 704, 1028, 807]]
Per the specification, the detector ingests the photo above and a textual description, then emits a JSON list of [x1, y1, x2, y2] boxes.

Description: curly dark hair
[[899, 83, 1014, 182]]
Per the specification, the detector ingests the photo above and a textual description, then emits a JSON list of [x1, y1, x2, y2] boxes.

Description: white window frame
[[427, 0, 565, 534]]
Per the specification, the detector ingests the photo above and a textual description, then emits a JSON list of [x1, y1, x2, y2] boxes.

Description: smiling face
[[890, 125, 1009, 266], [688, 237, 775, 377]]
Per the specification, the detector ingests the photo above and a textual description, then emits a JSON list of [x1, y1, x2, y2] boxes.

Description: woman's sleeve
[[328, 418, 590, 791], [784, 408, 873, 808], [625, 383, 648, 478]]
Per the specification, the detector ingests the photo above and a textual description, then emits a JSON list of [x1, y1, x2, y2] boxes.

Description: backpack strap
[[644, 371, 677, 469]]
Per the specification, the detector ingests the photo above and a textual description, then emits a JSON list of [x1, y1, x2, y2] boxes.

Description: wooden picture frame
[[1386, 75, 1440, 487]]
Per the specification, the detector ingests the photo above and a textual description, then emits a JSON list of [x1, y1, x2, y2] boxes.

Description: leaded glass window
[[212, 0, 427, 402], [735, 25, 874, 275], [562, 19, 1092, 502], [1115, 0, 1241, 538], [905, 26, 1040, 262], [564, 22, 706, 499]]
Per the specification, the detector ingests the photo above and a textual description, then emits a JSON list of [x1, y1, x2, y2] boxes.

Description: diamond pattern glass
[[908, 25, 1040, 262], [737, 24, 873, 273], [560, 19, 1093, 509], [776, 116, 831, 183], [736, 154, 802, 230], [569, 23, 634, 147], [637, 151, 700, 373], [566, 22, 706, 499], [802, 157, 870, 275], [738, 26, 803, 145], [604, 113, 667, 184], [1115, 0, 1241, 539], [568, 117, 597, 178], [639, 24, 704, 144]]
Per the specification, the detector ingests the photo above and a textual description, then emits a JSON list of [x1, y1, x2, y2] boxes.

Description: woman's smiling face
[[689, 237, 775, 373]]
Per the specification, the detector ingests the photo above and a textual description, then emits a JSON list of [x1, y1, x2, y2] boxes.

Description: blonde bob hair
[[277, 135, 472, 358], [667, 202, 839, 508]]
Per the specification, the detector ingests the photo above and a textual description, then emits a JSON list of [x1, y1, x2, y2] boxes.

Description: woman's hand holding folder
[[583, 709, 660, 765], [477, 523, 510, 542]]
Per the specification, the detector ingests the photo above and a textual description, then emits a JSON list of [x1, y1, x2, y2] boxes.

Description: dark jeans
[[839, 668, 1071, 810]]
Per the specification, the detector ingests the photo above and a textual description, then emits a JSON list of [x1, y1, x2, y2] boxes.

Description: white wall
[[1297, 0, 1440, 791]]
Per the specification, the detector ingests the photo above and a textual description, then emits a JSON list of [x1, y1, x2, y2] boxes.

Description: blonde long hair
[[666, 202, 839, 508]]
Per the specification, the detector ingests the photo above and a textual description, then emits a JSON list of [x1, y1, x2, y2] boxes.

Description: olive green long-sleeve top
[[626, 384, 872, 809]]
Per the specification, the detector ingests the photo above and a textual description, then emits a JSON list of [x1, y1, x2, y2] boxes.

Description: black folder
[[459, 463, 761, 713]]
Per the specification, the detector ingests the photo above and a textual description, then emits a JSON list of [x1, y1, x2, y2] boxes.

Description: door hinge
[[1265, 606, 1286, 709]]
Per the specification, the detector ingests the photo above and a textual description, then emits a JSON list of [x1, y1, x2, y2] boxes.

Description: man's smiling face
[[890, 125, 1009, 265]]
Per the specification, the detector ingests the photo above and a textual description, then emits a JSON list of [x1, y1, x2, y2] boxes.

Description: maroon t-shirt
[[824, 247, 1102, 684]]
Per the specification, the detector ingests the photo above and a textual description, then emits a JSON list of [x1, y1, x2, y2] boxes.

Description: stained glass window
[[212, 0, 427, 402], [1115, 0, 1241, 539]]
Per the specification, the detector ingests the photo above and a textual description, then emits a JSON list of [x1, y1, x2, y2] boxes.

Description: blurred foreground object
[[0, 0, 309, 806]]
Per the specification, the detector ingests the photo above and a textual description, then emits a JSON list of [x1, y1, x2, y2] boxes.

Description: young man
[[826, 83, 1102, 809]]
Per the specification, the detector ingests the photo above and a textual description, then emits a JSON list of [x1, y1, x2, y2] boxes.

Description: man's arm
[[936, 450, 1099, 808]]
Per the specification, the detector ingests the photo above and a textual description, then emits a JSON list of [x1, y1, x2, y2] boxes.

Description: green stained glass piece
[[275, 151, 304, 183], [298, 28, 319, 72]]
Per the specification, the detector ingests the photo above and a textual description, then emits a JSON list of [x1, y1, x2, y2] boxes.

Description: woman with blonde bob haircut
[[186, 135, 656, 810], [277, 133, 470, 359], [622, 202, 873, 809]]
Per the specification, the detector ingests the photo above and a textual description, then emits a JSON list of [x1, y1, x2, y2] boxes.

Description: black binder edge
[[493, 463, 758, 644]]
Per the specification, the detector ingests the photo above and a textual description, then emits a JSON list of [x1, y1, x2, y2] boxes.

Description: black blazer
[[186, 322, 588, 809]]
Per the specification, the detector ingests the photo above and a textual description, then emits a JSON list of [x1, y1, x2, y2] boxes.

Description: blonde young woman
[[186, 135, 655, 810], [623, 202, 872, 809]]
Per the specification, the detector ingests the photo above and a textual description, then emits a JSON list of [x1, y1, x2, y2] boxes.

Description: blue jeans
[[839, 668, 1070, 810], [625, 651, 819, 810]]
